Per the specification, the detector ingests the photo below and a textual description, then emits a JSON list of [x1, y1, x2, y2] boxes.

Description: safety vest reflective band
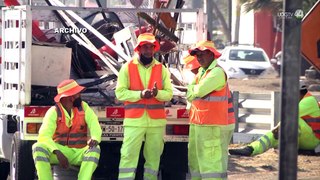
[[301, 92, 320, 139], [190, 67, 235, 125], [57, 140, 88, 146], [124, 104, 165, 109], [194, 96, 228, 101], [53, 103, 88, 148], [302, 116, 320, 139], [54, 132, 87, 138], [124, 60, 166, 119]]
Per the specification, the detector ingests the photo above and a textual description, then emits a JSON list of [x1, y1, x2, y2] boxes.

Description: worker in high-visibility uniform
[[187, 40, 235, 180], [183, 55, 201, 74], [116, 33, 173, 180], [229, 81, 320, 156], [32, 79, 102, 180], [183, 54, 236, 118]]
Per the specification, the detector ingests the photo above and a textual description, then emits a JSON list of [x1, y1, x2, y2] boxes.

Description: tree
[[191, 0, 231, 43], [241, 0, 318, 15]]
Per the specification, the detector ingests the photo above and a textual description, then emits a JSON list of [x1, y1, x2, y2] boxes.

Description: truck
[[0, 2, 207, 179]]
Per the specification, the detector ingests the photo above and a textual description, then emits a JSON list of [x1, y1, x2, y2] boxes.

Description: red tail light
[[26, 123, 42, 134], [167, 125, 189, 135]]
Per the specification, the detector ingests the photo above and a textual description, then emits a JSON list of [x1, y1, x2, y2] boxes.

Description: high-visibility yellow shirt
[[37, 101, 102, 152], [299, 94, 320, 117], [115, 57, 173, 127], [187, 60, 226, 102]]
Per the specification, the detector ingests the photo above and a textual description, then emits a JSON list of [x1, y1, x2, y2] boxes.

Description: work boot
[[315, 144, 320, 154], [229, 146, 253, 156]]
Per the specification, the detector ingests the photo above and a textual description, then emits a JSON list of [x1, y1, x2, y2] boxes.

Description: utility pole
[[279, 0, 302, 179]]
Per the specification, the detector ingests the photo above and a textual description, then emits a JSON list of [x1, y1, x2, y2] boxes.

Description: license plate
[[100, 121, 124, 137]]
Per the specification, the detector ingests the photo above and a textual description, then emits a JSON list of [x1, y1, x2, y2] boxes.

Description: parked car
[[270, 51, 282, 76], [217, 46, 274, 79]]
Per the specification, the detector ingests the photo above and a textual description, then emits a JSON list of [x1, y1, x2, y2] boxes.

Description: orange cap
[[54, 79, 85, 102], [134, 33, 160, 52], [183, 55, 201, 70], [189, 40, 221, 59]]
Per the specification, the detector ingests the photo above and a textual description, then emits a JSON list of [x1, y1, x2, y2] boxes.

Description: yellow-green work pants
[[118, 126, 165, 180], [32, 142, 100, 180], [250, 119, 320, 155], [250, 132, 278, 156], [188, 124, 235, 180]]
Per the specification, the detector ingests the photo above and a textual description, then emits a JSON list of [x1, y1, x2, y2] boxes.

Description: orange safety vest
[[124, 61, 166, 119], [53, 103, 88, 148], [190, 67, 235, 125], [301, 92, 320, 139]]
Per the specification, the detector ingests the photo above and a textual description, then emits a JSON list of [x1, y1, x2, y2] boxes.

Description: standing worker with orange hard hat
[[32, 79, 102, 180], [187, 40, 235, 180], [115, 33, 173, 180]]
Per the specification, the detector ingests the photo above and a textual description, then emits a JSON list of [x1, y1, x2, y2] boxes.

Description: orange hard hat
[[189, 40, 221, 59], [134, 33, 160, 52], [183, 55, 201, 70], [54, 79, 85, 102]]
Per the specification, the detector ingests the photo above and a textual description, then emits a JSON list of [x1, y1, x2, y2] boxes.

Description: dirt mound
[[228, 146, 320, 179], [227, 78, 320, 179], [228, 77, 281, 93]]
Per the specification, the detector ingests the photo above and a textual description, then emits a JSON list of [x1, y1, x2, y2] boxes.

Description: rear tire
[[10, 132, 35, 180], [0, 160, 10, 180]]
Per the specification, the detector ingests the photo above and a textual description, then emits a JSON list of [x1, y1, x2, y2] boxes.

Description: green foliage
[[242, 0, 282, 14], [302, 0, 319, 14], [241, 0, 318, 15]]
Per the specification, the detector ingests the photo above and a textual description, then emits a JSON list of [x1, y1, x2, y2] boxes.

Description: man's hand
[[87, 139, 99, 149], [141, 89, 153, 99], [151, 82, 158, 97], [271, 123, 280, 140], [53, 150, 69, 169]]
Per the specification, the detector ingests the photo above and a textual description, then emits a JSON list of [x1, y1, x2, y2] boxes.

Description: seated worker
[[32, 79, 102, 180], [229, 81, 320, 156]]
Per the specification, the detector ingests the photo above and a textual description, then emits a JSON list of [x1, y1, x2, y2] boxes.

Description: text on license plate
[[100, 121, 124, 137]]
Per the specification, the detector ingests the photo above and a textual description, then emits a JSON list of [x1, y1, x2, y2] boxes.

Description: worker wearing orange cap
[[183, 55, 201, 74], [116, 33, 173, 180], [187, 40, 235, 179], [32, 79, 102, 180]]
